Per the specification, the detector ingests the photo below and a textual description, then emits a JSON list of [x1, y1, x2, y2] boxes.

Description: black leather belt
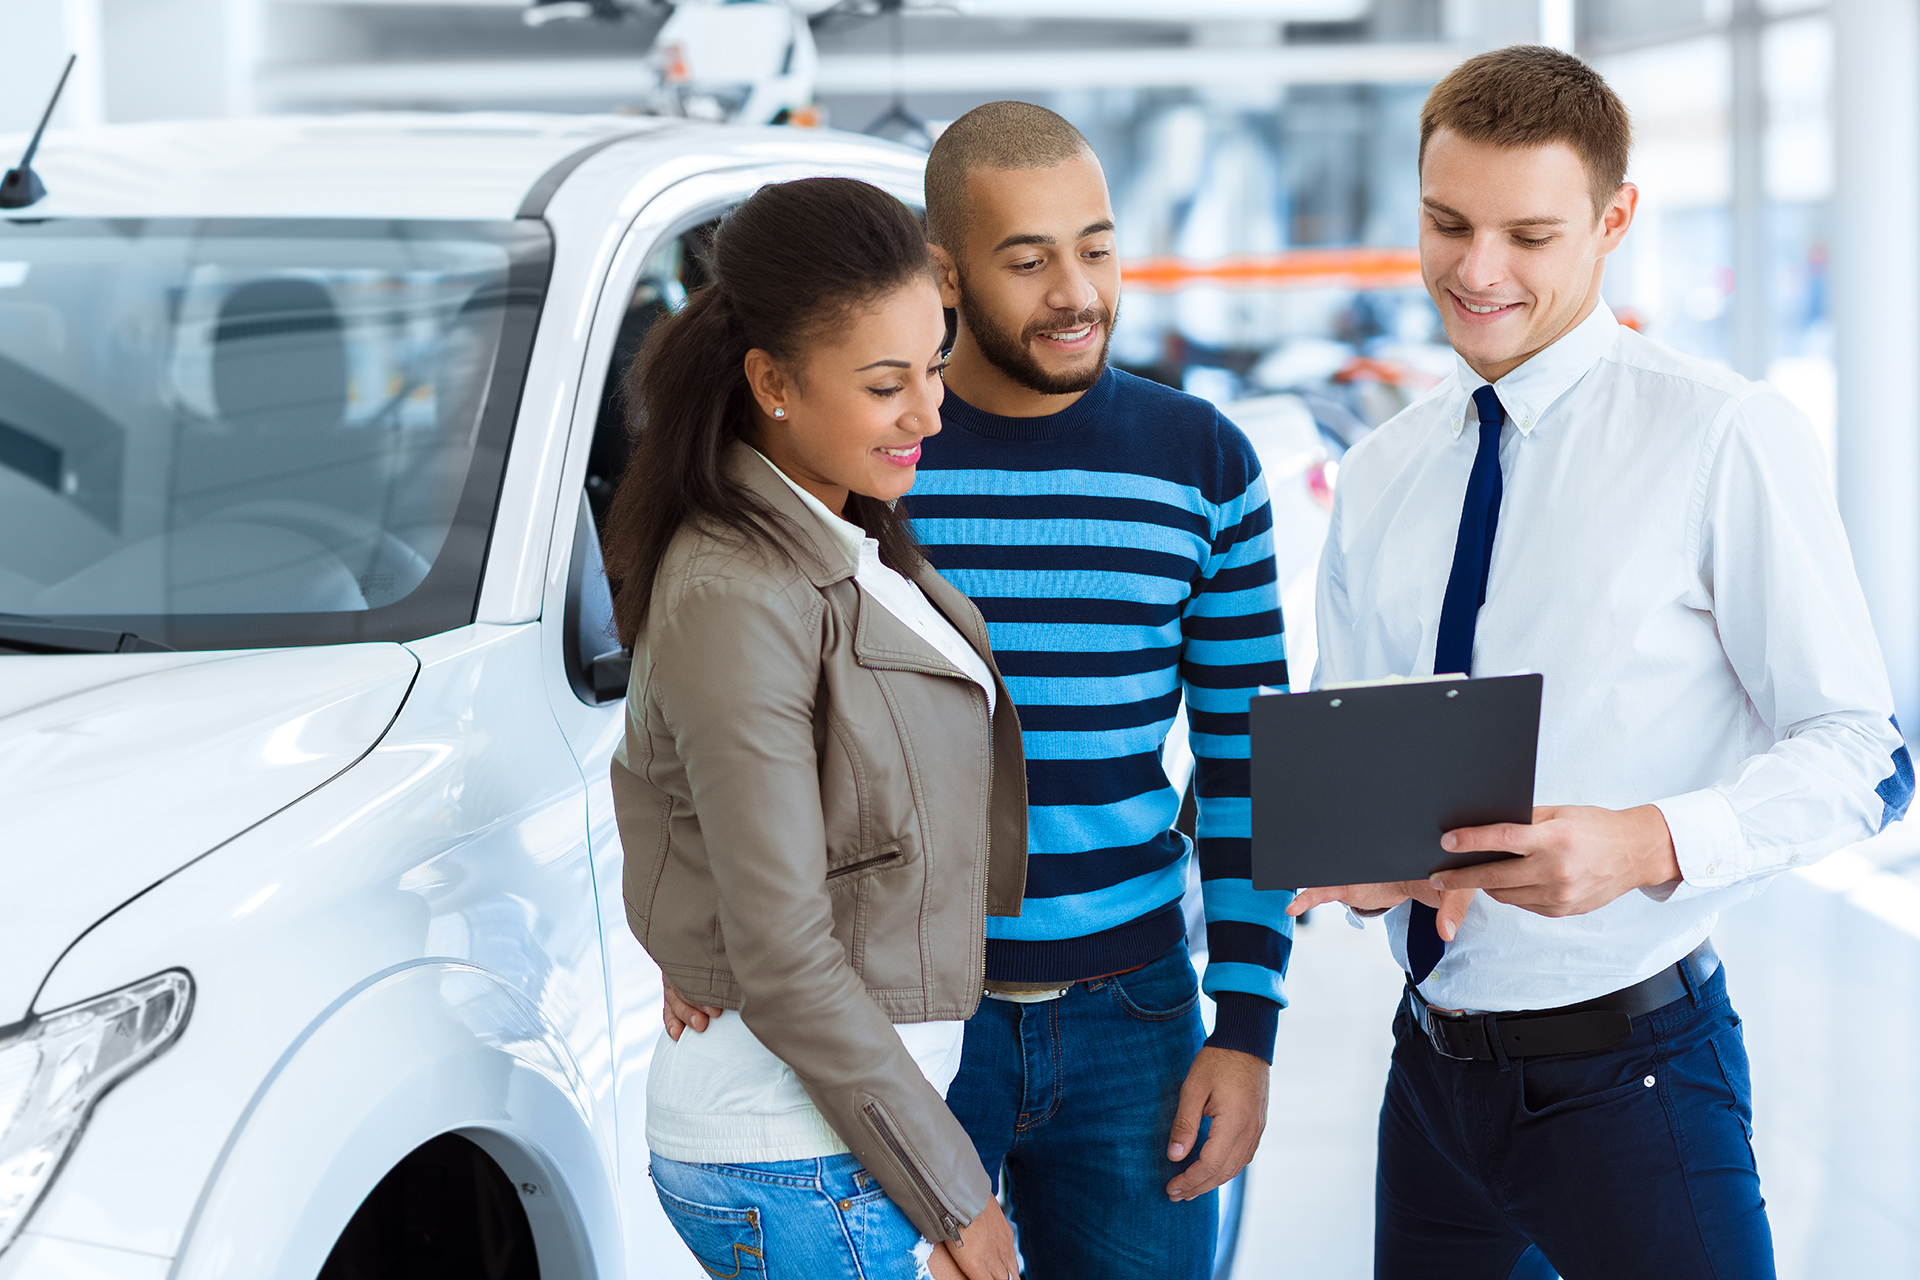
[[1406, 939, 1720, 1061]]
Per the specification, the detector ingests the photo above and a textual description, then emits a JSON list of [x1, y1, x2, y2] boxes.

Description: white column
[[1728, 0, 1767, 379], [1833, 0, 1920, 740]]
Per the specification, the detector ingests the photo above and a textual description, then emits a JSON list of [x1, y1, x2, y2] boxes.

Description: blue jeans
[[1376, 963, 1776, 1280], [944, 941, 1218, 1279], [650, 1153, 931, 1280]]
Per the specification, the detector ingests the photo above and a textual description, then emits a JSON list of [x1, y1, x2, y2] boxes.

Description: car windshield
[[0, 218, 550, 650]]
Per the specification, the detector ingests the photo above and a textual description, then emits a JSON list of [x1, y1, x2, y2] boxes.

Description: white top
[[646, 451, 992, 1163], [1316, 301, 1907, 1012]]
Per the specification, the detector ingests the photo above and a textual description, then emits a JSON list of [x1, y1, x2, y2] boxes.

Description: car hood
[[0, 645, 418, 1024]]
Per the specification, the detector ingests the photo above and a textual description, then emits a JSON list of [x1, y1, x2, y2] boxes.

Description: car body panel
[[0, 644, 419, 1024], [167, 962, 610, 1280], [0, 1232, 170, 1280], [27, 625, 608, 1263]]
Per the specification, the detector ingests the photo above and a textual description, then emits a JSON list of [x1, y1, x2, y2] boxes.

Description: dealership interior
[[2, 1, 1916, 1278]]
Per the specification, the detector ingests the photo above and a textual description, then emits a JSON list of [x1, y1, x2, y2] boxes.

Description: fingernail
[[1441, 834, 1456, 850], [1169, 1192, 1184, 1202], [1429, 877, 1445, 890], [1169, 1143, 1185, 1159]]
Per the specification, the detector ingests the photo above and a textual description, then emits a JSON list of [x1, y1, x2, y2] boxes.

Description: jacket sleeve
[[645, 574, 992, 1241], [1652, 389, 1914, 895]]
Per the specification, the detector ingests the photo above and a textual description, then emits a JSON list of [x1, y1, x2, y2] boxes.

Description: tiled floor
[[1233, 817, 1920, 1279]]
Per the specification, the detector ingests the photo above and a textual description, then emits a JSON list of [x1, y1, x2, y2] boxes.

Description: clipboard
[[1249, 673, 1542, 891]]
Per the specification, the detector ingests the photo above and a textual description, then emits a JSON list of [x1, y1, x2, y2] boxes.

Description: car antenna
[[1, 54, 78, 211]]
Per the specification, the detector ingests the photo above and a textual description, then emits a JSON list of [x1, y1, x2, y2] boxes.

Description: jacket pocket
[[827, 844, 903, 882]]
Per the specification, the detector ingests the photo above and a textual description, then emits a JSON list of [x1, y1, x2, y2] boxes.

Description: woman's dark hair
[[603, 177, 935, 645]]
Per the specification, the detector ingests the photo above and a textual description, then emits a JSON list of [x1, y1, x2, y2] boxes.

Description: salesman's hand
[[1428, 804, 1681, 916], [661, 978, 724, 1041], [944, 1197, 1018, 1280], [1286, 880, 1478, 942], [1165, 1046, 1268, 1202]]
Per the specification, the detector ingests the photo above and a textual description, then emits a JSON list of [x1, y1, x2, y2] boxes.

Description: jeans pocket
[[1110, 951, 1201, 1022], [654, 1180, 768, 1277], [1518, 1048, 1659, 1119]]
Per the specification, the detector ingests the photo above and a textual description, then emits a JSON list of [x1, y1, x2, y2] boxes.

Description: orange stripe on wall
[[1121, 247, 1423, 292]]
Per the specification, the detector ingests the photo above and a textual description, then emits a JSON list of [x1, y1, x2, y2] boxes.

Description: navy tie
[[1407, 383, 1506, 985]]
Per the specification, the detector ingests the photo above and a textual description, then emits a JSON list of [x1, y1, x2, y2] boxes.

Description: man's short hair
[[1420, 45, 1632, 221], [924, 100, 1092, 251]]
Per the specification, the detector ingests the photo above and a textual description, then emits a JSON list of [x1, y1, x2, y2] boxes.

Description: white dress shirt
[[1315, 300, 1907, 1012], [647, 450, 991, 1163]]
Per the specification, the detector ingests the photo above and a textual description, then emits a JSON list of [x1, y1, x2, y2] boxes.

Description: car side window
[[567, 216, 723, 706]]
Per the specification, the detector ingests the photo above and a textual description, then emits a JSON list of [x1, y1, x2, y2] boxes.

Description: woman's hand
[[660, 978, 724, 1041], [943, 1198, 1018, 1280], [925, 1242, 964, 1280]]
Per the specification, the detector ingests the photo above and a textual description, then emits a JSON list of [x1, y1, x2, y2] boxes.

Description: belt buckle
[[1421, 1005, 1479, 1061]]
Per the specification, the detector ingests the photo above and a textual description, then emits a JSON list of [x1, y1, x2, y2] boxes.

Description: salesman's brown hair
[[1420, 45, 1633, 221]]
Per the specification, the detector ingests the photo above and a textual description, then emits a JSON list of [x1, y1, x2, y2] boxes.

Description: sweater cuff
[[1204, 992, 1281, 1063]]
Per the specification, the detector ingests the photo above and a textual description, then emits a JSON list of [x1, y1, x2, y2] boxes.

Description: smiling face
[[1419, 128, 1637, 383], [932, 150, 1121, 416], [743, 275, 948, 513]]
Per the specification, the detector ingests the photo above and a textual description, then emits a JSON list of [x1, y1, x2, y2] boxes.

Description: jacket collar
[[1440, 299, 1620, 440], [724, 440, 855, 589], [727, 441, 1000, 675]]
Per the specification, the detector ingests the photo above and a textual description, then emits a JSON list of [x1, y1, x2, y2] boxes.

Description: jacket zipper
[[863, 1100, 965, 1239]]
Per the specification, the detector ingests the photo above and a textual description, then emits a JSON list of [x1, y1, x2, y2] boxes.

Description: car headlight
[[0, 970, 192, 1253]]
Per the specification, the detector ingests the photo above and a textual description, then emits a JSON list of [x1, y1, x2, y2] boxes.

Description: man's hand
[[1286, 880, 1478, 942], [942, 1197, 1018, 1280], [660, 978, 724, 1041], [1429, 804, 1681, 916], [1164, 1046, 1269, 1202]]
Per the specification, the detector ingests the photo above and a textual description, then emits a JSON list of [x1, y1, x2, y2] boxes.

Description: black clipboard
[[1249, 673, 1542, 891]]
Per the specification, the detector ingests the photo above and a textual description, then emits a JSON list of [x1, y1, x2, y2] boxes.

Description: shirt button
[[1705, 863, 1718, 876], [1789, 853, 1801, 864], [1522, 417, 1534, 429], [1643, 1075, 1656, 1088]]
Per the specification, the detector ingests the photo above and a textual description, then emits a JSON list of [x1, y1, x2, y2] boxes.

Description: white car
[[0, 113, 943, 1280]]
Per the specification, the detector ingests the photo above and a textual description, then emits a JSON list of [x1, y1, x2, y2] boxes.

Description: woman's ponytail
[[602, 178, 934, 647]]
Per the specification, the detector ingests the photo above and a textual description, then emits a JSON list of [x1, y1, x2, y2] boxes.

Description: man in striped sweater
[[917, 102, 1296, 1277]]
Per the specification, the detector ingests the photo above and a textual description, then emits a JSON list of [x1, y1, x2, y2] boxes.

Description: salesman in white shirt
[[1287, 45, 1915, 1280]]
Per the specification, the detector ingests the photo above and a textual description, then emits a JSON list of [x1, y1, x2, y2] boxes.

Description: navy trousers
[[1375, 964, 1776, 1280]]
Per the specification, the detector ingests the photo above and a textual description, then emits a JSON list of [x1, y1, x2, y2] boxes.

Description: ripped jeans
[[650, 1152, 935, 1280]]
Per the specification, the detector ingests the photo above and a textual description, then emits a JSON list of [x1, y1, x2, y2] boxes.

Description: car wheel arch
[[168, 960, 618, 1280]]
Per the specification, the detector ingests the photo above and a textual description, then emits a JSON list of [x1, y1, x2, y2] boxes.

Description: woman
[[602, 178, 1026, 1280]]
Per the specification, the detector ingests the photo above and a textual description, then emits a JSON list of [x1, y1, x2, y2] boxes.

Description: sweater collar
[[938, 365, 1117, 442]]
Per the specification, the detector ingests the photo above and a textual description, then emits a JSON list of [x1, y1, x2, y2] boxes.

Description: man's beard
[[956, 278, 1117, 397]]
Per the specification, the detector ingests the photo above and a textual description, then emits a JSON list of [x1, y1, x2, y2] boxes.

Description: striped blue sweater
[[913, 367, 1297, 1060]]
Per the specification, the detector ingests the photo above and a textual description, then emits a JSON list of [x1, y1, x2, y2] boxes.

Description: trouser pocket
[[652, 1177, 767, 1277]]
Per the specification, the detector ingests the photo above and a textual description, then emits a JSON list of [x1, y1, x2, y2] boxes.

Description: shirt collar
[[748, 446, 871, 570], [1442, 300, 1620, 439]]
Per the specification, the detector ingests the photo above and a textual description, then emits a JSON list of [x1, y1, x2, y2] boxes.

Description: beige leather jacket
[[610, 443, 1028, 1241]]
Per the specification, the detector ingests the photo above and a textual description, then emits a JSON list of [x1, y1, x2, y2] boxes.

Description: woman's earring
[[773, 407, 787, 419]]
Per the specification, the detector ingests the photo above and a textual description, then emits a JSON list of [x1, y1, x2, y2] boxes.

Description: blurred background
[[3, 1, 1915, 1276]]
